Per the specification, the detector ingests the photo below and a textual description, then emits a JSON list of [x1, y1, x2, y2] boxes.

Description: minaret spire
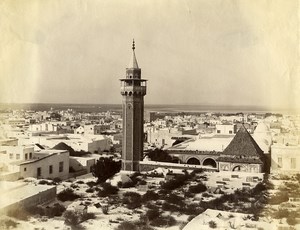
[[128, 39, 139, 69]]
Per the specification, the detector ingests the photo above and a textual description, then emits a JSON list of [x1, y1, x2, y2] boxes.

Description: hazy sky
[[0, 0, 299, 111]]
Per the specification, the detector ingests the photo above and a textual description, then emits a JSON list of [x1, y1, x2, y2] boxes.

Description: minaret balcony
[[121, 85, 147, 96]]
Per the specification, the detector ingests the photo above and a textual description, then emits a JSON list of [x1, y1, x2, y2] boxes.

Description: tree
[[91, 157, 121, 183], [146, 148, 178, 163]]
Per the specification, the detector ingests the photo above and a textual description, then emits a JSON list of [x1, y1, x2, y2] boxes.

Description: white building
[[271, 144, 300, 174], [215, 124, 237, 135]]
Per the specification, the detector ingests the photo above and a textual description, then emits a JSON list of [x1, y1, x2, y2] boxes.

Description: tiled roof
[[220, 125, 264, 158]]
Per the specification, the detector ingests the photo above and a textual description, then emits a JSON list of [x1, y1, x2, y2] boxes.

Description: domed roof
[[254, 122, 270, 134]]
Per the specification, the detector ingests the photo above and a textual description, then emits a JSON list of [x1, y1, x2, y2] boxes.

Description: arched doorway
[[187, 157, 200, 165], [202, 158, 217, 168]]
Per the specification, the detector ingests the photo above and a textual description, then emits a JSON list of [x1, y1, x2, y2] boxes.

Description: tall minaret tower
[[120, 40, 147, 171]]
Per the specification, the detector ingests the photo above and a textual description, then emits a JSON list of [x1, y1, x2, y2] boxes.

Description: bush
[[139, 180, 147, 185], [64, 210, 95, 226], [161, 203, 180, 212], [64, 210, 81, 225], [38, 180, 51, 185], [150, 215, 176, 227], [142, 191, 159, 202], [91, 157, 121, 183], [0, 217, 19, 229], [86, 181, 96, 187], [98, 183, 119, 197], [102, 206, 109, 214], [188, 183, 207, 193], [145, 209, 160, 221], [45, 203, 66, 217], [121, 181, 135, 188], [53, 177, 62, 184], [287, 216, 297, 225], [165, 194, 184, 206], [122, 192, 142, 209], [116, 221, 137, 230], [57, 188, 81, 202], [86, 188, 95, 193], [208, 220, 217, 228], [269, 192, 289, 205], [161, 174, 189, 190]]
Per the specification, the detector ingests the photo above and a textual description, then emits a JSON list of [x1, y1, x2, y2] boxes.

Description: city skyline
[[1, 0, 299, 112]]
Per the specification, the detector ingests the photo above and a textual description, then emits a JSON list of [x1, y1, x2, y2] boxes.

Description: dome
[[254, 122, 270, 134]]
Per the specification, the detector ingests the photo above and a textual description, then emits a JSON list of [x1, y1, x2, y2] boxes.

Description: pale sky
[[0, 0, 299, 111]]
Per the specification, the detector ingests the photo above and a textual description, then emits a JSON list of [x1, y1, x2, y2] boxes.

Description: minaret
[[120, 40, 147, 171]]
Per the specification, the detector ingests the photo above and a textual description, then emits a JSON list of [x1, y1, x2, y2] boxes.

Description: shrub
[[91, 157, 121, 183], [139, 180, 147, 185], [269, 192, 289, 205], [45, 203, 66, 217], [116, 221, 137, 230], [192, 168, 204, 174], [121, 181, 135, 188], [71, 183, 79, 189], [150, 215, 176, 227], [86, 188, 95, 193], [188, 183, 207, 193], [98, 183, 119, 197], [142, 191, 159, 202], [0, 218, 19, 229], [64, 210, 81, 225], [64, 210, 95, 226], [161, 203, 180, 212], [145, 209, 160, 221], [38, 180, 50, 185], [287, 216, 297, 225], [165, 194, 184, 206], [183, 203, 204, 215], [86, 181, 96, 187], [122, 192, 142, 209], [57, 188, 81, 202], [53, 177, 62, 184], [102, 206, 109, 214], [161, 174, 190, 190], [208, 220, 217, 228]]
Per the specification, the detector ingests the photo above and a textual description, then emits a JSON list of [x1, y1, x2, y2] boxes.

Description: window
[[16, 154, 20, 160], [278, 157, 282, 168], [59, 162, 64, 172], [37, 167, 41, 177], [24, 168, 27, 171], [29, 152, 32, 159], [217, 130, 221, 134], [291, 158, 296, 169], [25, 153, 28, 160], [49, 165, 53, 174], [229, 130, 233, 134], [9, 153, 13, 159]]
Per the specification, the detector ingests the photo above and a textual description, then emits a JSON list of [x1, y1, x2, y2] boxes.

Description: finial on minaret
[[132, 39, 135, 50]]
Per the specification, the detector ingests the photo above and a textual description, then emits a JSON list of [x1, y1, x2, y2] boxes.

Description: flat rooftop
[[0, 181, 55, 210]]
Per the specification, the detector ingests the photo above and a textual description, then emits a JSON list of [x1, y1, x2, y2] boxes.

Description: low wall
[[0, 172, 20, 181], [0, 185, 56, 215], [139, 161, 218, 172]]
